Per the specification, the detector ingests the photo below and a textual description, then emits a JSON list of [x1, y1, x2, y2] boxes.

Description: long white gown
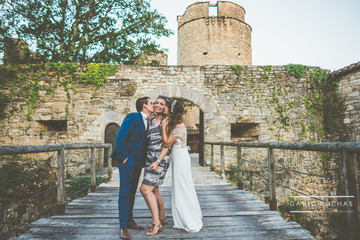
[[170, 126, 203, 232]]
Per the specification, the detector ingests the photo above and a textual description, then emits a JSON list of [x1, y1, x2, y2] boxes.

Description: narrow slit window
[[231, 123, 259, 142], [37, 120, 67, 132]]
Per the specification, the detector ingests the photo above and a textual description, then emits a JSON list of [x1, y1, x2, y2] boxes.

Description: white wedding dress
[[170, 126, 203, 232]]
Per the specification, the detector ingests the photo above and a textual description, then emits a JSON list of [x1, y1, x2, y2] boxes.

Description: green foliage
[[225, 165, 238, 185], [67, 176, 109, 198], [0, 159, 57, 239], [1, 0, 173, 63], [230, 65, 243, 76], [262, 65, 273, 81], [0, 161, 23, 184], [299, 120, 307, 138], [245, 75, 253, 86], [0, 65, 18, 119], [0, 62, 119, 123], [79, 63, 118, 95], [284, 64, 309, 79], [0, 93, 10, 120], [172, 98, 196, 114], [0, 65, 18, 86], [267, 83, 294, 133], [302, 67, 344, 143], [278, 197, 320, 237]]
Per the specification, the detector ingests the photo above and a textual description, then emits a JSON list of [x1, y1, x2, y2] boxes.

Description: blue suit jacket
[[110, 112, 147, 163]]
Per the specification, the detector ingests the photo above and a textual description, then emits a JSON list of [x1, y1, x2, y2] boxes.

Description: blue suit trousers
[[118, 158, 142, 229]]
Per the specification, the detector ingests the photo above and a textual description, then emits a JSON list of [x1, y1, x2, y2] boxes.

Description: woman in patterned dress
[[140, 95, 171, 236]]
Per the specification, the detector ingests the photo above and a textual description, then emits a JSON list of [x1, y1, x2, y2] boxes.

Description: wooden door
[[104, 123, 119, 167]]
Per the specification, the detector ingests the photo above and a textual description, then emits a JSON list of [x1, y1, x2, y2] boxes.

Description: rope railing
[[273, 164, 345, 181], [204, 141, 360, 240], [0, 167, 58, 184], [0, 185, 58, 212], [0, 142, 113, 238]]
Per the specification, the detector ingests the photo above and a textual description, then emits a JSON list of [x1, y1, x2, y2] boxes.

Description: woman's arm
[[149, 119, 174, 171], [161, 119, 178, 148], [149, 145, 169, 171]]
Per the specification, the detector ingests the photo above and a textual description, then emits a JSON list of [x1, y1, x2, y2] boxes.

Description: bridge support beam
[[343, 150, 360, 240], [220, 144, 225, 178], [56, 148, 65, 214], [210, 144, 214, 171], [237, 145, 244, 190], [91, 147, 96, 192], [107, 146, 113, 180], [268, 147, 277, 211]]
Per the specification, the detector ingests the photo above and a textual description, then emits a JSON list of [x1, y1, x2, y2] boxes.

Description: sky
[[150, 0, 360, 71]]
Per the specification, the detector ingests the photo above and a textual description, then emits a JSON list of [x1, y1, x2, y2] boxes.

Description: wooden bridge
[[3, 142, 359, 239], [12, 155, 315, 240]]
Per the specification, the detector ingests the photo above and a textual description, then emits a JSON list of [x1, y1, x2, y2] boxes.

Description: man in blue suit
[[111, 96, 154, 239]]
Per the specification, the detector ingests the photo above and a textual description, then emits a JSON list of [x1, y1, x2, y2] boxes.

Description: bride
[[161, 100, 203, 233]]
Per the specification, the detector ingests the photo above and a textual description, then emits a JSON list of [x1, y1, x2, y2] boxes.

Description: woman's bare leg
[[154, 186, 167, 222], [140, 184, 161, 225]]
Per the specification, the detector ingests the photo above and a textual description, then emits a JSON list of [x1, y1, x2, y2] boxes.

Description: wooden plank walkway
[[13, 157, 315, 240]]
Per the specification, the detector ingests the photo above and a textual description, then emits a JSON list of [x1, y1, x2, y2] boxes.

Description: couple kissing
[[111, 95, 203, 239]]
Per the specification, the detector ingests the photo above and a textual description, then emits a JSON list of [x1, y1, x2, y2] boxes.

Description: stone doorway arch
[[130, 86, 217, 165], [104, 123, 119, 167], [130, 86, 217, 118]]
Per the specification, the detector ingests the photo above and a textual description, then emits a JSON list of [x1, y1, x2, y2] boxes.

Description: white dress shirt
[[140, 112, 148, 130]]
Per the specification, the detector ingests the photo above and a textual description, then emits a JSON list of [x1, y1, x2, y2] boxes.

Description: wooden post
[[199, 110, 204, 166], [268, 147, 277, 210], [97, 147, 102, 169], [56, 148, 65, 214], [343, 150, 360, 240], [237, 145, 244, 190], [91, 147, 96, 192], [221, 144, 225, 179], [107, 146, 112, 180], [210, 144, 214, 171]]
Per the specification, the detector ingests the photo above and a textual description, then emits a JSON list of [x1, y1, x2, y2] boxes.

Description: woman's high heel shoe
[[160, 217, 168, 225], [146, 223, 163, 236]]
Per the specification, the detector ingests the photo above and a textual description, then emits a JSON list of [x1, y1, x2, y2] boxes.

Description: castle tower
[[177, 1, 252, 65]]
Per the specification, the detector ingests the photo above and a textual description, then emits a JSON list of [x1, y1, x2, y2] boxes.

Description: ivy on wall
[[0, 63, 118, 121], [230, 64, 345, 145]]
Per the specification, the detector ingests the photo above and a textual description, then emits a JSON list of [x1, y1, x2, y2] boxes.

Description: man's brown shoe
[[120, 228, 131, 239], [127, 220, 144, 230]]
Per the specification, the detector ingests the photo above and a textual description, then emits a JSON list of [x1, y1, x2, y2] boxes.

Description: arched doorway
[[104, 123, 119, 167], [130, 86, 216, 166]]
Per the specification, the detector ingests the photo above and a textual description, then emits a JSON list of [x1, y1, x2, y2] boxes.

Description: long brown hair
[[167, 100, 184, 134]]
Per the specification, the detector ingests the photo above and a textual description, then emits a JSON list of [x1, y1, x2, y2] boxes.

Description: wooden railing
[[0, 142, 112, 237], [204, 141, 360, 240]]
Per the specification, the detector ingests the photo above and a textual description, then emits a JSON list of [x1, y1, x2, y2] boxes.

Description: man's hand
[[122, 158, 128, 164]]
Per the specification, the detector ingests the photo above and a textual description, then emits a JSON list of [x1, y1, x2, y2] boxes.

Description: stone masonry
[[1, 62, 359, 239], [0, 65, 319, 146], [177, 1, 252, 65]]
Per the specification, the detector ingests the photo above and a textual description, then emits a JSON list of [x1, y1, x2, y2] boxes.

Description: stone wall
[[337, 63, 360, 142], [0, 64, 317, 146], [134, 51, 168, 65], [1, 63, 358, 238], [0, 64, 320, 146], [182, 105, 200, 129], [177, 1, 252, 65]]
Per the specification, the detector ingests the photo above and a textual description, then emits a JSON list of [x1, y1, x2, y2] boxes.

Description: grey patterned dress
[[142, 118, 171, 186]]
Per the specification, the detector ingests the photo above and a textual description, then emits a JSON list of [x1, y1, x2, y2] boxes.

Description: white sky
[[150, 0, 360, 71]]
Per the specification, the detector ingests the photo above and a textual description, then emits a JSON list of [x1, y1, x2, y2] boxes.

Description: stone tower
[[177, 1, 252, 65]]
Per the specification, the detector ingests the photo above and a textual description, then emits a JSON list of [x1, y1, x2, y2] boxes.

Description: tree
[[0, 0, 173, 64]]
